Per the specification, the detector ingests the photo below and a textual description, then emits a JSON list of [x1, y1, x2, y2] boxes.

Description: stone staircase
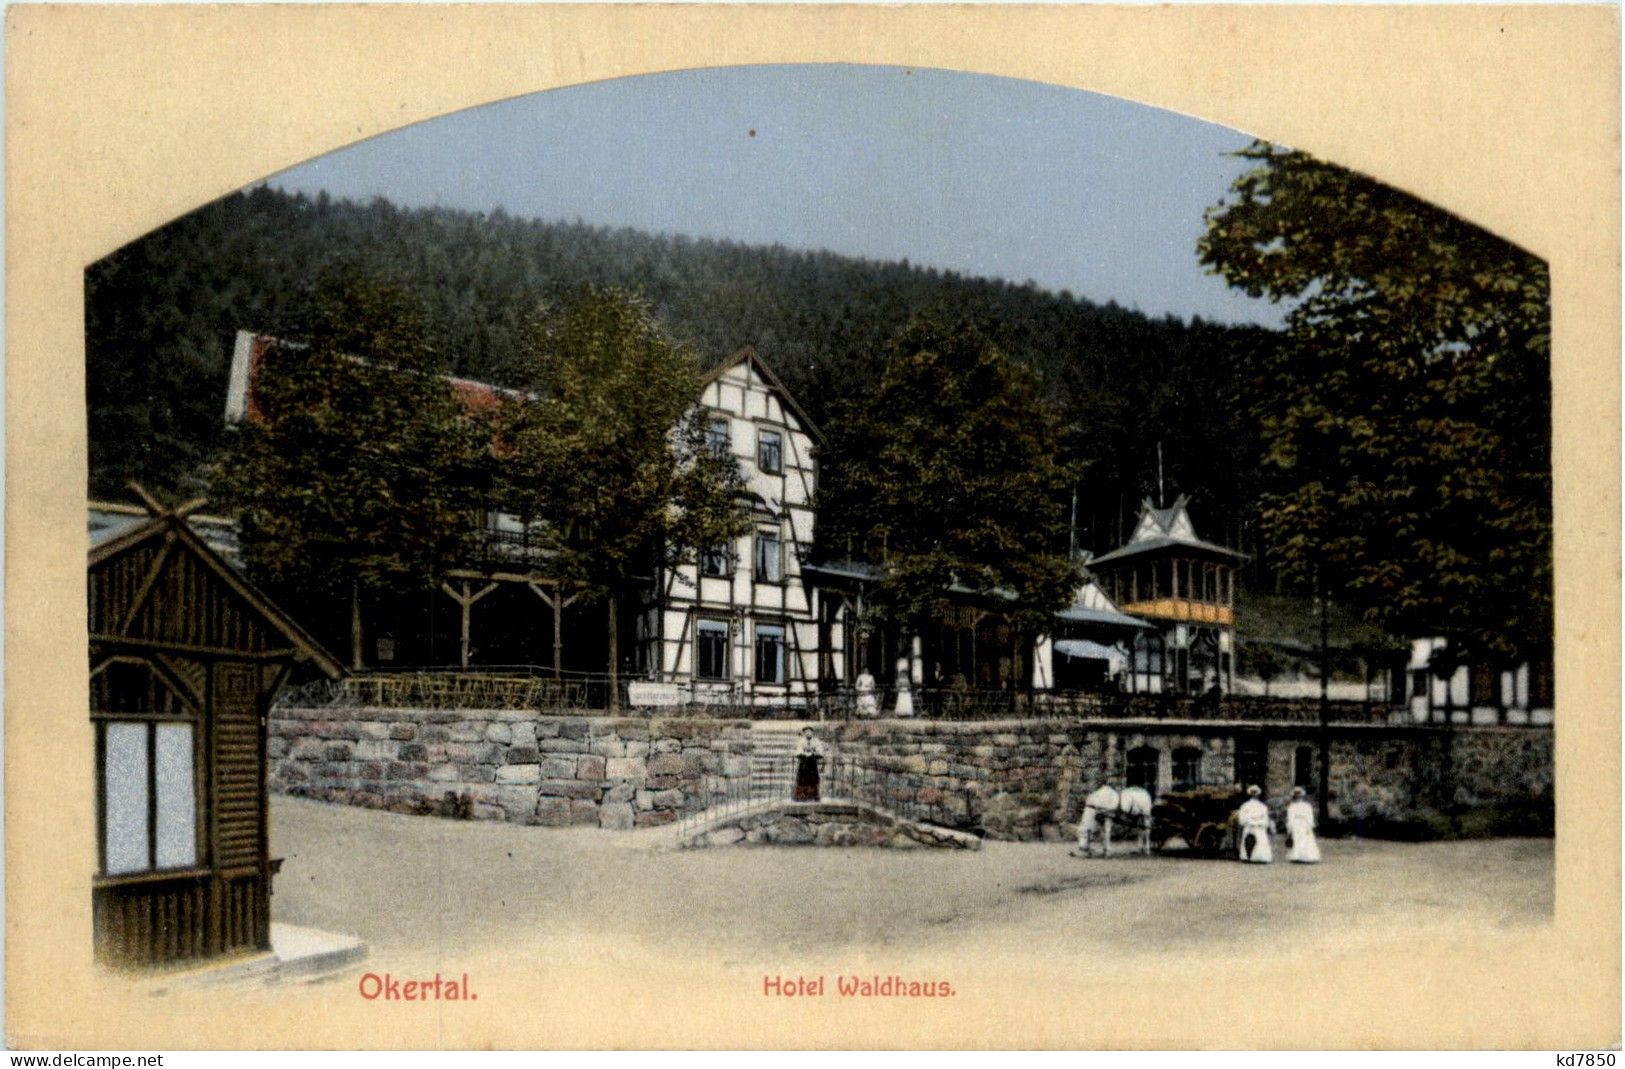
[[749, 720, 821, 801]]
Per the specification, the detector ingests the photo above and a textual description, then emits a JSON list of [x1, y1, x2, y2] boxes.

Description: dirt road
[[65, 796, 1578, 1049], [269, 795, 1551, 967]]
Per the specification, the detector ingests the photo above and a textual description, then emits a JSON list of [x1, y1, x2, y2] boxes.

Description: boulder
[[598, 802, 635, 830], [763, 817, 815, 845]]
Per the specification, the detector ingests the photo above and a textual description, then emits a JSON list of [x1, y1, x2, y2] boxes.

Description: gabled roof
[[1055, 578, 1153, 629], [1137, 494, 1196, 542], [1089, 494, 1246, 567], [1054, 638, 1130, 664], [802, 559, 888, 584], [700, 346, 826, 445], [90, 500, 241, 563], [90, 496, 345, 680]]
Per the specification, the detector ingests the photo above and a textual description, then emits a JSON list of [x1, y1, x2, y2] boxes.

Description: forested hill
[[85, 184, 1279, 559]]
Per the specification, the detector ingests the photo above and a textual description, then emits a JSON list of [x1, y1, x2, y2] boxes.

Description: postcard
[[6, 4, 1619, 1051]]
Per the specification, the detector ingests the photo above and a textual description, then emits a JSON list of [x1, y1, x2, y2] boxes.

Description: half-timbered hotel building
[[635, 349, 830, 705], [1404, 635, 1555, 726], [226, 333, 841, 704], [224, 331, 1294, 709]]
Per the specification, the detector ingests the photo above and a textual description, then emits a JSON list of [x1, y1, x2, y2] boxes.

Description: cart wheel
[[1193, 825, 1224, 854]]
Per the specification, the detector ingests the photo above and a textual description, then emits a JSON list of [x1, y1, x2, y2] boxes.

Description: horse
[[1072, 784, 1154, 857]]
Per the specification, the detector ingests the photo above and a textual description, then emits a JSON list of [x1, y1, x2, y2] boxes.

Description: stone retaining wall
[[269, 707, 753, 828], [271, 708, 1552, 840], [830, 718, 1552, 840]]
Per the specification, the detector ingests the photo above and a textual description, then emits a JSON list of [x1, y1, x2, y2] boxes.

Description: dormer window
[[757, 430, 782, 474]]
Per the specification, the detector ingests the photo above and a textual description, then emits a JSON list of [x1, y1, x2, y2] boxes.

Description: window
[[707, 417, 731, 456], [1133, 632, 1162, 672], [1172, 746, 1204, 790], [94, 658, 200, 877], [1294, 745, 1315, 789], [757, 430, 783, 474], [755, 623, 786, 683], [1126, 746, 1160, 793], [1236, 734, 1267, 790], [101, 720, 197, 876], [699, 544, 731, 577], [1470, 663, 1498, 706], [696, 619, 729, 679], [754, 530, 782, 582]]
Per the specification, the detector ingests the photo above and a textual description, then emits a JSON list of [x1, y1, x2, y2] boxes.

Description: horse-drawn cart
[[1151, 786, 1248, 854]]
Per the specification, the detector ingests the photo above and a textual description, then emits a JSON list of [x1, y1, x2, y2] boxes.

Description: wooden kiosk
[[88, 490, 342, 968]]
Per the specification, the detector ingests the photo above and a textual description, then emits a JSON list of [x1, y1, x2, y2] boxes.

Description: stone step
[[149, 923, 367, 992]]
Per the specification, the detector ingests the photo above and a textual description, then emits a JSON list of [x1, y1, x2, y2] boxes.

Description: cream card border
[[6, 5, 1619, 1049]]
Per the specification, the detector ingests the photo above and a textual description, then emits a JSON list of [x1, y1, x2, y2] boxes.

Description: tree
[[819, 318, 1080, 676], [213, 271, 494, 668], [500, 286, 749, 711], [87, 183, 1272, 550], [1199, 141, 1552, 661]]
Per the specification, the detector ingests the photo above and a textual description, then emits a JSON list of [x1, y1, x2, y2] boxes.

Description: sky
[[268, 64, 1284, 327]]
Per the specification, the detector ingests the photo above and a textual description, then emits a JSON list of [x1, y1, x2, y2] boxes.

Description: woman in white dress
[[854, 670, 879, 717], [1285, 786, 1322, 863], [1236, 785, 1274, 863]]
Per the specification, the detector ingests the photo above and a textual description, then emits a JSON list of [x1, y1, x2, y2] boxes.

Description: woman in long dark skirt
[[793, 727, 824, 801]]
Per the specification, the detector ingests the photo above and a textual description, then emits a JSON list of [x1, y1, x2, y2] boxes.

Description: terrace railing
[[275, 666, 603, 713], [677, 755, 793, 838], [275, 667, 1409, 724]]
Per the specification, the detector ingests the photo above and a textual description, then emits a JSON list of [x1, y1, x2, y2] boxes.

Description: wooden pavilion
[[89, 488, 343, 968], [1086, 495, 1246, 694]]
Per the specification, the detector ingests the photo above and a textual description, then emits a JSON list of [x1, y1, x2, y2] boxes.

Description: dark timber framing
[[645, 348, 830, 708]]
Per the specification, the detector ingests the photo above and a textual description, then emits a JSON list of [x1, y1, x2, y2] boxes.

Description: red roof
[[225, 333, 818, 448], [226, 330, 531, 426]]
